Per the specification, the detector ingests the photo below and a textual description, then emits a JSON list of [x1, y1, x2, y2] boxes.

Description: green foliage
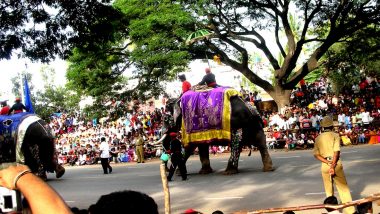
[[304, 68, 323, 83], [66, 0, 195, 103], [10, 72, 33, 97], [115, 0, 194, 99], [66, 47, 126, 98], [181, 0, 379, 94], [325, 25, 380, 92], [241, 76, 258, 92], [33, 66, 81, 120], [0, 0, 126, 62]]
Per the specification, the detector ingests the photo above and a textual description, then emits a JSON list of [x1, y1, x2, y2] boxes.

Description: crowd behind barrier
[[49, 76, 380, 167], [249, 77, 380, 151]]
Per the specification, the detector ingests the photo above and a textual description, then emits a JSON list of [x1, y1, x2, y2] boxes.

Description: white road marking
[[288, 165, 311, 167], [305, 192, 325, 195], [275, 156, 301, 159], [205, 197, 244, 200], [342, 151, 357, 154], [306, 191, 352, 196], [138, 174, 158, 177], [65, 201, 76, 203], [221, 160, 244, 163], [347, 159, 379, 163]]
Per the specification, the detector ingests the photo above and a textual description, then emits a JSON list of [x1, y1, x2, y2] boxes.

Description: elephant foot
[[223, 167, 238, 175], [263, 166, 275, 172], [55, 165, 65, 178], [199, 167, 213, 174]]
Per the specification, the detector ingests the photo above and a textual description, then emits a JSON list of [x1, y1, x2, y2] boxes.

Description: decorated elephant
[[0, 112, 65, 180], [164, 87, 274, 174]]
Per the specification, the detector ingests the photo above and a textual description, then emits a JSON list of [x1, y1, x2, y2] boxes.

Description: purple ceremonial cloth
[[181, 87, 227, 133]]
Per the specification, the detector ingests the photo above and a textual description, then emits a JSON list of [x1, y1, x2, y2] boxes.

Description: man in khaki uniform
[[134, 132, 145, 163], [313, 116, 355, 214]]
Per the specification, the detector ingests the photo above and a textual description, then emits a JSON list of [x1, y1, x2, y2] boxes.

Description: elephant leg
[[198, 144, 213, 174], [24, 120, 65, 179], [224, 129, 242, 175], [22, 143, 47, 180], [256, 131, 274, 172]]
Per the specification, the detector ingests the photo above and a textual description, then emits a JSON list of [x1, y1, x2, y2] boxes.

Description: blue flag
[[23, 77, 35, 113]]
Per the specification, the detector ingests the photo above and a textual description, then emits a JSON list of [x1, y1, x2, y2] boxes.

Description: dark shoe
[[109, 167, 112, 174], [104, 172, 108, 174], [182, 178, 188, 181]]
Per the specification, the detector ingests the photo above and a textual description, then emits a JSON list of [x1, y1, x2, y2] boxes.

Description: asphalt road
[[48, 144, 380, 214]]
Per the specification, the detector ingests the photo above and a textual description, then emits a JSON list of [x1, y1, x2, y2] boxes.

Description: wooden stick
[[234, 193, 380, 214], [160, 163, 171, 214]]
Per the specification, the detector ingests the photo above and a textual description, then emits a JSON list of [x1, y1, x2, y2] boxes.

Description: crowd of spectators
[[257, 76, 380, 151], [50, 108, 166, 166], [50, 76, 380, 167]]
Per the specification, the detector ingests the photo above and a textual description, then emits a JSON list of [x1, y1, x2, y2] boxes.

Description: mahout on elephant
[[0, 112, 65, 180], [164, 87, 274, 174]]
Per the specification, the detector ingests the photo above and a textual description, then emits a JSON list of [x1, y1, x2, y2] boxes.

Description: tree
[[325, 25, 380, 92], [34, 66, 81, 120], [184, 0, 379, 109], [0, 0, 126, 62], [10, 72, 33, 98], [66, 0, 195, 102]]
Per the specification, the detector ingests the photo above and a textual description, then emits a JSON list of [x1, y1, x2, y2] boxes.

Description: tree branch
[[228, 32, 280, 70], [220, 36, 249, 67], [275, 14, 286, 58], [284, 33, 338, 89], [205, 40, 274, 92]]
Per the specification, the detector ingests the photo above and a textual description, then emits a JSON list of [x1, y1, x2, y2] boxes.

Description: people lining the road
[[49, 74, 379, 169]]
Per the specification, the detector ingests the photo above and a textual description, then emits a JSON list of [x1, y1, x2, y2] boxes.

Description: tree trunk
[[267, 85, 292, 113]]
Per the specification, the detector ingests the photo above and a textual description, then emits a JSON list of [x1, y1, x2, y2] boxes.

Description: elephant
[[0, 112, 65, 180], [164, 90, 274, 175]]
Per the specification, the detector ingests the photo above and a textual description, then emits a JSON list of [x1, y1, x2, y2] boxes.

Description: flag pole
[[19, 72, 24, 101]]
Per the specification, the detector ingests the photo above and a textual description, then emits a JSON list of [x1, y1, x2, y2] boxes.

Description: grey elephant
[[0, 112, 65, 179], [164, 88, 274, 175]]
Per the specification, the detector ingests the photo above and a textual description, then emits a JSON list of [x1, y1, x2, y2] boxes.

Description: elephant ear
[[173, 99, 181, 126]]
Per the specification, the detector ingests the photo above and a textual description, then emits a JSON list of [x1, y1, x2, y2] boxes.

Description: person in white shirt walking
[[100, 137, 112, 174]]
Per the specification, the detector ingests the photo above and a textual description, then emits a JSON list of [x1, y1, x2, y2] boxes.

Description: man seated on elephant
[[197, 68, 218, 88], [8, 97, 28, 115]]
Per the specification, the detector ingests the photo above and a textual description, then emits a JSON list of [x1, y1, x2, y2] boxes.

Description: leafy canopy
[[66, 0, 195, 101], [0, 0, 126, 62]]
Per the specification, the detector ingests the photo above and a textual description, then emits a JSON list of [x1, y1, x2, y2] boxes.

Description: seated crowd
[[51, 109, 166, 166], [50, 76, 380, 167], [251, 76, 380, 150]]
